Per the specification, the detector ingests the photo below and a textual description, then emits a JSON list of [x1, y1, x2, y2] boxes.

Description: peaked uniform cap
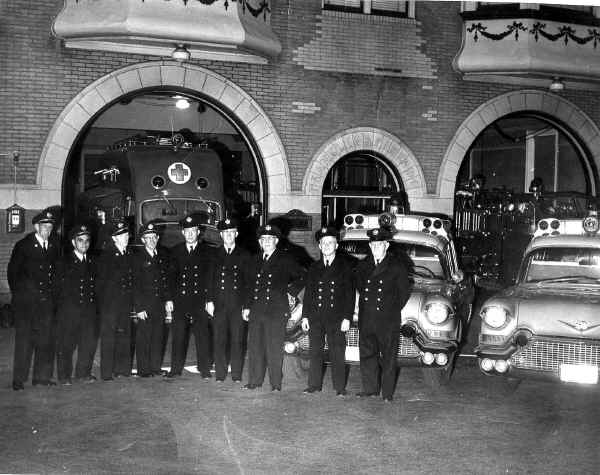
[[315, 225, 338, 242], [217, 217, 239, 231], [32, 210, 56, 225], [257, 224, 281, 239], [179, 214, 204, 229], [69, 224, 91, 240], [367, 227, 393, 242], [110, 219, 129, 237], [139, 222, 159, 236]]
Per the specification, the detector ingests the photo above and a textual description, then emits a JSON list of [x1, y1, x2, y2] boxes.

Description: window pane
[[372, 0, 406, 13], [534, 134, 556, 192]]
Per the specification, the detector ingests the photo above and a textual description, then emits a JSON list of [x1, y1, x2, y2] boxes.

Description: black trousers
[[307, 321, 347, 392], [100, 309, 133, 379], [170, 310, 210, 376], [359, 328, 399, 399], [13, 306, 55, 385], [56, 306, 97, 381], [135, 308, 165, 376], [212, 302, 245, 380], [247, 316, 285, 388]]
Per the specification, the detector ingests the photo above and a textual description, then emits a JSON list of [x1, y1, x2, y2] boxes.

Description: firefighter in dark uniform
[[8, 210, 59, 390], [355, 227, 410, 402], [55, 224, 98, 385], [97, 219, 135, 380], [242, 224, 305, 391], [167, 214, 213, 379], [132, 223, 172, 377], [301, 226, 354, 396], [206, 217, 250, 382]]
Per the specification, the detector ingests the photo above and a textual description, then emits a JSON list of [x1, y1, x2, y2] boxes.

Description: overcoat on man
[[355, 248, 410, 400], [302, 253, 354, 393], [97, 240, 134, 379], [206, 244, 250, 381], [8, 227, 59, 387], [169, 240, 213, 377], [55, 248, 98, 383], [132, 244, 171, 376], [245, 247, 305, 390]]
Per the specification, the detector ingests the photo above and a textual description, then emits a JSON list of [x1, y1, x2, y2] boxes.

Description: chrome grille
[[510, 338, 600, 373], [323, 328, 419, 358]]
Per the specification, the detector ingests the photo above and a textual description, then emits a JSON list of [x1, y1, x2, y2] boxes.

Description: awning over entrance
[[52, 0, 281, 64]]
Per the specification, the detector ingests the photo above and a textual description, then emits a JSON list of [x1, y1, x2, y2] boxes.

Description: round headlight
[[539, 220, 548, 230], [550, 219, 560, 229], [355, 214, 364, 225], [344, 215, 354, 226], [425, 302, 450, 324], [378, 212, 395, 227], [482, 306, 508, 328], [494, 360, 509, 373], [284, 342, 297, 354], [583, 215, 599, 234], [422, 352, 434, 365], [423, 218, 432, 228], [480, 358, 494, 372], [435, 353, 448, 366], [433, 219, 442, 229]]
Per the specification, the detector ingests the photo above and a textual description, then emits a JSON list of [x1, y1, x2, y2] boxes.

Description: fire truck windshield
[[141, 198, 220, 225]]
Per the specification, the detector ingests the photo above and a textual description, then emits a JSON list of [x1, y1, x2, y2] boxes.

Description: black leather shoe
[[232, 377, 241, 383], [201, 373, 212, 380], [243, 383, 259, 390], [102, 377, 114, 381], [12, 381, 24, 391], [83, 375, 97, 384], [32, 380, 57, 387], [60, 379, 72, 386], [215, 378, 224, 383], [303, 387, 321, 394], [165, 372, 181, 379], [356, 391, 378, 398], [336, 390, 347, 397], [383, 396, 393, 403], [271, 386, 281, 392]]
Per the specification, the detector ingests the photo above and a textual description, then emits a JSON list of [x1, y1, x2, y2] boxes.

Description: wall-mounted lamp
[[549, 77, 565, 92], [172, 44, 191, 62], [173, 95, 190, 110]]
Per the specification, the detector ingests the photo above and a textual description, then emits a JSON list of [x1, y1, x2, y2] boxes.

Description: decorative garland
[[468, 21, 600, 48], [75, 0, 271, 19]]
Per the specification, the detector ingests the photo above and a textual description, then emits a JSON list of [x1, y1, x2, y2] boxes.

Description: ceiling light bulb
[[175, 98, 190, 110]]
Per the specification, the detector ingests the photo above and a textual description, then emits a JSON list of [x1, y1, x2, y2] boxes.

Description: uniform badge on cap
[[265, 225, 271, 231], [186, 216, 192, 223], [148, 223, 154, 230], [81, 225, 87, 232], [117, 222, 124, 229], [373, 229, 379, 236], [225, 219, 231, 225], [46, 212, 53, 219]]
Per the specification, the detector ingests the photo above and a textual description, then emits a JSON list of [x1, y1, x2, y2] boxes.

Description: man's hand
[[136, 310, 148, 321], [301, 317, 309, 332], [242, 308, 250, 321], [340, 318, 350, 332], [205, 301, 215, 318]]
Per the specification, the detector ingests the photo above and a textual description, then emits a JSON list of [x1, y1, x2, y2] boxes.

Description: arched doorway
[[322, 151, 403, 228]]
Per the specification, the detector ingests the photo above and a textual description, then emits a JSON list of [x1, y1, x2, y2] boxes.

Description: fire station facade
[[2, 0, 600, 300]]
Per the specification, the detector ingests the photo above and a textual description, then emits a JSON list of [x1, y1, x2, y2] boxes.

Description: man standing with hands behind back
[[8, 210, 59, 390], [355, 227, 410, 402], [205, 217, 250, 382], [242, 224, 305, 391], [301, 226, 354, 396]]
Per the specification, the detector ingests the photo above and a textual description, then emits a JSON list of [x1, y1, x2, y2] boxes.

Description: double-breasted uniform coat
[[55, 250, 98, 382], [169, 240, 213, 377], [97, 242, 134, 379], [245, 249, 305, 389], [8, 232, 59, 386], [355, 253, 410, 399], [302, 254, 355, 393], [132, 246, 171, 376], [206, 245, 250, 381]]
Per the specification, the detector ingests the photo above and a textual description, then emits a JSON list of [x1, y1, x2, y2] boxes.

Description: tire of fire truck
[[421, 352, 456, 389], [282, 354, 310, 381]]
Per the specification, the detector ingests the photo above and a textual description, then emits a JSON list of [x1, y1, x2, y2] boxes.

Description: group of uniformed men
[[9, 209, 410, 401]]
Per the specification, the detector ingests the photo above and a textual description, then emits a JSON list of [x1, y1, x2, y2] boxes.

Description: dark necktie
[[82, 254, 87, 263], [263, 253, 268, 262]]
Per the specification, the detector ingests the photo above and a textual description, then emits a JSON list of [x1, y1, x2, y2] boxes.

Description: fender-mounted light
[[583, 212, 599, 234], [514, 330, 532, 347], [378, 212, 395, 228], [494, 360, 509, 373], [422, 352, 434, 365], [481, 306, 509, 329], [284, 342, 298, 354], [539, 220, 549, 231], [355, 214, 364, 226], [344, 215, 354, 226], [480, 358, 494, 372], [400, 324, 416, 339], [435, 353, 448, 366], [425, 302, 450, 324]]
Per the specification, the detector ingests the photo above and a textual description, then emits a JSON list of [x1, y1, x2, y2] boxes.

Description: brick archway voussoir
[[36, 61, 290, 211]]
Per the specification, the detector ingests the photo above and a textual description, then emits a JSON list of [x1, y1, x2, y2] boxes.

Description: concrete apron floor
[[2, 327, 600, 474]]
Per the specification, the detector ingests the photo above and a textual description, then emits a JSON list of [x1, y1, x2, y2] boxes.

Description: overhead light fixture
[[175, 98, 190, 110], [172, 44, 191, 62], [549, 77, 564, 92]]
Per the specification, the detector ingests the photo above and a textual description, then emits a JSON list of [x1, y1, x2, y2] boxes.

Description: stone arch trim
[[438, 89, 600, 202], [38, 60, 290, 206], [302, 127, 427, 200]]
